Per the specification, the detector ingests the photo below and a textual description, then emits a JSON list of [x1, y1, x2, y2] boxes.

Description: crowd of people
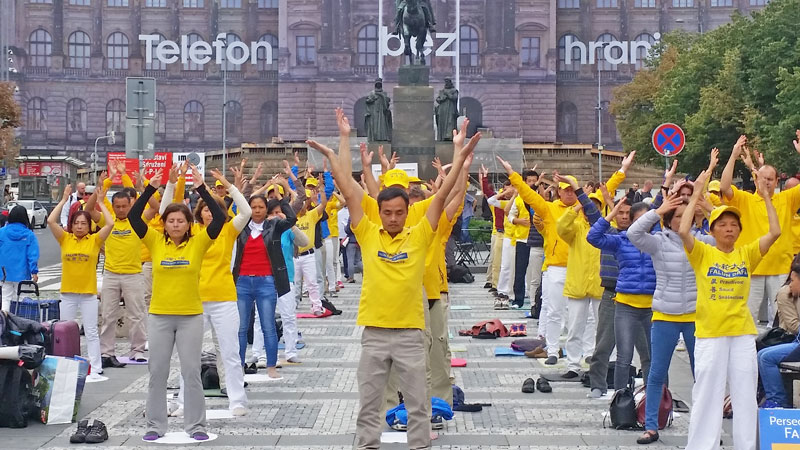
[[2, 119, 800, 449]]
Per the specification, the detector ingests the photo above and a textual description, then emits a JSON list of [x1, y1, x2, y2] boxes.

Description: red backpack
[[458, 319, 508, 339]]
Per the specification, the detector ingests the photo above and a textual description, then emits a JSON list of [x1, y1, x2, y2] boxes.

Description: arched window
[[184, 101, 204, 138], [633, 33, 656, 70], [257, 34, 278, 71], [596, 33, 621, 71], [357, 25, 379, 66], [558, 33, 581, 72], [260, 102, 278, 140], [183, 33, 204, 71], [68, 31, 91, 68], [354, 97, 367, 137], [459, 97, 482, 137], [66, 98, 87, 132], [225, 101, 243, 138], [459, 25, 479, 67], [155, 100, 166, 137], [107, 32, 130, 69], [29, 29, 52, 67], [27, 98, 48, 131], [221, 33, 243, 72], [557, 102, 578, 142], [144, 33, 167, 70], [106, 99, 125, 135]]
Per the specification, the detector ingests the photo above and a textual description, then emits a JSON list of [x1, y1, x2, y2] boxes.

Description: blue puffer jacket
[[586, 217, 656, 295], [0, 222, 39, 282]]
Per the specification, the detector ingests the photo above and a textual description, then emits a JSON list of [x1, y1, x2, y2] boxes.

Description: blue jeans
[[644, 320, 696, 431], [236, 275, 278, 368], [758, 342, 798, 407], [614, 301, 652, 390]]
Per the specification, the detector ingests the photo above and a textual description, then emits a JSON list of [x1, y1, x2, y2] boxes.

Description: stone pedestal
[[392, 65, 435, 181]]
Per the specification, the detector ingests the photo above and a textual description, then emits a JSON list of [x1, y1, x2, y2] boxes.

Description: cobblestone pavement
[[9, 280, 733, 449]]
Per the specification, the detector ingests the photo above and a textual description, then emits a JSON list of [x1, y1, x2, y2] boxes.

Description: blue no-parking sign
[[760, 408, 800, 449], [652, 123, 685, 157]]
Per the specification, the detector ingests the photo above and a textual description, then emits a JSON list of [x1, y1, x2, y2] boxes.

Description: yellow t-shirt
[[615, 293, 653, 309], [725, 185, 800, 275], [104, 218, 143, 274], [686, 239, 763, 338], [652, 311, 696, 323], [353, 216, 435, 329], [296, 208, 321, 253], [513, 196, 530, 242], [198, 222, 239, 302], [326, 197, 340, 237], [437, 207, 461, 294], [791, 209, 800, 256], [142, 227, 214, 315], [423, 212, 456, 300], [59, 233, 102, 295]]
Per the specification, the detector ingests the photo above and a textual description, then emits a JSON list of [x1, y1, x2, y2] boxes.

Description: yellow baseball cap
[[709, 205, 741, 230], [708, 180, 721, 192], [382, 169, 410, 189], [421, 184, 428, 191], [305, 177, 318, 187], [214, 180, 224, 187], [408, 176, 423, 184], [267, 184, 285, 195], [558, 176, 578, 190], [588, 191, 603, 203]]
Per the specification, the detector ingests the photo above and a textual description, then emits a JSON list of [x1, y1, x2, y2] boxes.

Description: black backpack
[[0, 362, 35, 428], [448, 263, 474, 284], [606, 388, 640, 430]]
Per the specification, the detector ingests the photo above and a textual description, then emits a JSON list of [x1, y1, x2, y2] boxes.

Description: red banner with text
[[107, 152, 172, 185]]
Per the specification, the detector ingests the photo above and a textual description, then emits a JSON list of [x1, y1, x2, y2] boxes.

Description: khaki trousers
[[357, 327, 430, 450], [428, 293, 453, 405], [100, 271, 146, 357], [490, 232, 502, 288]]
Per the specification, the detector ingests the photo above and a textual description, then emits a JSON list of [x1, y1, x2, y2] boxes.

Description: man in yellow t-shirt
[[305, 114, 478, 450], [294, 184, 328, 315]]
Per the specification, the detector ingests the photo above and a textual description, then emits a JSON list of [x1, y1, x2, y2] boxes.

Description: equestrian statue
[[393, 0, 436, 65]]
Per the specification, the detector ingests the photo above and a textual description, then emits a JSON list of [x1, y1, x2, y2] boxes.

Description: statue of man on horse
[[392, 0, 437, 65], [393, 0, 436, 35]]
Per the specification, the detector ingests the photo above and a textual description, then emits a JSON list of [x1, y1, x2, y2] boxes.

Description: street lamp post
[[595, 42, 609, 181], [217, 34, 228, 174], [92, 131, 115, 186]]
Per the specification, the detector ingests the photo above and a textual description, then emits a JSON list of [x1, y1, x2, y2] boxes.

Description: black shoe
[[483, 282, 492, 289], [70, 419, 89, 443], [544, 356, 558, 365], [102, 356, 126, 368], [84, 419, 109, 443], [521, 377, 535, 393], [536, 377, 552, 393], [244, 363, 258, 375], [562, 370, 580, 379], [489, 287, 497, 294], [636, 430, 659, 444]]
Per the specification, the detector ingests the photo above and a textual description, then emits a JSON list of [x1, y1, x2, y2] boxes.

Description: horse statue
[[400, 0, 428, 65]]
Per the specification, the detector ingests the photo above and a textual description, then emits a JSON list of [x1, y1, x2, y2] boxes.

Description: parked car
[[5, 200, 48, 229]]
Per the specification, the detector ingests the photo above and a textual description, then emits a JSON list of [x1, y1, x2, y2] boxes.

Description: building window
[[296, 35, 316, 65], [354, 97, 367, 137], [183, 33, 204, 70], [220, 0, 240, 7], [221, 33, 243, 71], [634, 0, 656, 6], [711, 0, 733, 5], [67, 99, 87, 132], [596, 0, 618, 7], [143, 33, 166, 70], [257, 34, 278, 71], [357, 25, 379, 66], [27, 98, 48, 131], [29, 29, 52, 67], [225, 101, 243, 138], [260, 102, 278, 140], [557, 0, 579, 8], [183, 0, 203, 7], [184, 101, 204, 138], [30, 0, 53, 3], [107, 32, 129, 69], [107, 0, 128, 5], [459, 97, 482, 137], [750, 0, 768, 4], [672, 0, 694, 6], [145, 0, 166, 6], [558, 33, 581, 72], [258, 0, 278, 7], [155, 101, 166, 136], [557, 102, 577, 142], [520, 37, 540, 67], [69, 0, 91, 5], [596, 33, 621, 71], [633, 33, 656, 70], [68, 31, 91, 68], [460, 25, 479, 67], [106, 99, 125, 135]]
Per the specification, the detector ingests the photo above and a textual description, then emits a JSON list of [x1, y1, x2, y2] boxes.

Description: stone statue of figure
[[365, 78, 392, 142], [394, 0, 436, 35], [435, 78, 459, 141]]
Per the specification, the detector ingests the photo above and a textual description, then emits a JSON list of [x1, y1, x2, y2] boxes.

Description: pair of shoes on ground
[[70, 419, 108, 444], [493, 298, 509, 310], [521, 377, 552, 393], [143, 431, 209, 441], [101, 356, 126, 369]]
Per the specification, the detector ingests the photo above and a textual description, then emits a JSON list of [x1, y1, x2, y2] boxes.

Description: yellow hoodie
[[556, 207, 603, 299]]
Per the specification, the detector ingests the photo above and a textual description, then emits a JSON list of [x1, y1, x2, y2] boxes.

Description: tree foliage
[[611, 0, 800, 179], [0, 82, 21, 165]]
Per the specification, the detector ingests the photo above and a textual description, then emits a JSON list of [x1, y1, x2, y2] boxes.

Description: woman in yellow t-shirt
[[128, 167, 226, 442], [679, 168, 780, 450], [47, 183, 113, 376]]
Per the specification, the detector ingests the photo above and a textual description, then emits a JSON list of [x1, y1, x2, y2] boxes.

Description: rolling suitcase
[[10, 281, 60, 322], [41, 320, 81, 358]]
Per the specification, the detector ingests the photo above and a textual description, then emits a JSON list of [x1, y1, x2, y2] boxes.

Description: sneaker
[[489, 287, 497, 294], [192, 431, 209, 441], [510, 303, 522, 309], [285, 356, 302, 364], [347, 278, 356, 283], [256, 360, 267, 369], [132, 352, 147, 362], [562, 370, 580, 379], [431, 415, 445, 430], [142, 431, 160, 441], [676, 338, 686, 352], [70, 419, 89, 443], [484, 282, 492, 289], [493, 299, 503, 310], [544, 356, 558, 365], [312, 307, 325, 316], [169, 407, 184, 418], [232, 407, 248, 417], [587, 388, 604, 399], [84, 419, 109, 443], [244, 363, 258, 374]]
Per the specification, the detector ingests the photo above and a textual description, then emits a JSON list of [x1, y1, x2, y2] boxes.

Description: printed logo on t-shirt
[[706, 263, 748, 279], [111, 229, 132, 237], [64, 253, 90, 263], [160, 258, 190, 268], [708, 263, 748, 301], [377, 251, 408, 263]]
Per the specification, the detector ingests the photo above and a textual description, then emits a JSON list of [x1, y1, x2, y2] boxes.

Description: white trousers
[[60, 293, 101, 374], [314, 246, 325, 290], [1, 281, 19, 312], [543, 266, 567, 357], [295, 253, 322, 311], [276, 283, 299, 360], [324, 237, 338, 293], [526, 247, 544, 300], [748, 274, 785, 327], [179, 301, 247, 411], [565, 297, 599, 372], [496, 238, 516, 296], [538, 269, 550, 338], [686, 335, 757, 450]]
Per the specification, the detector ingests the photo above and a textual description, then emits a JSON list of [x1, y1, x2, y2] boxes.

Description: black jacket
[[232, 197, 297, 297]]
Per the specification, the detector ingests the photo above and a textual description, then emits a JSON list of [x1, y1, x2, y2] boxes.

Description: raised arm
[[359, 143, 380, 198], [427, 121, 479, 230], [191, 165, 225, 239], [48, 183, 72, 242], [720, 135, 746, 201], [586, 200, 626, 251], [496, 156, 550, 219], [336, 107, 353, 176], [129, 174, 161, 239], [756, 171, 781, 255], [159, 164, 179, 216], [307, 139, 365, 228], [212, 169, 251, 231], [95, 184, 114, 242], [679, 170, 708, 252], [629, 194, 680, 255]]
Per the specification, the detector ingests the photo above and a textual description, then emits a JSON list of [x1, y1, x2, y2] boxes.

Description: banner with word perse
[[759, 408, 800, 449]]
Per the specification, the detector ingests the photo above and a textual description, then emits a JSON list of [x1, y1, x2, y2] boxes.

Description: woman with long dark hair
[[0, 204, 39, 311]]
